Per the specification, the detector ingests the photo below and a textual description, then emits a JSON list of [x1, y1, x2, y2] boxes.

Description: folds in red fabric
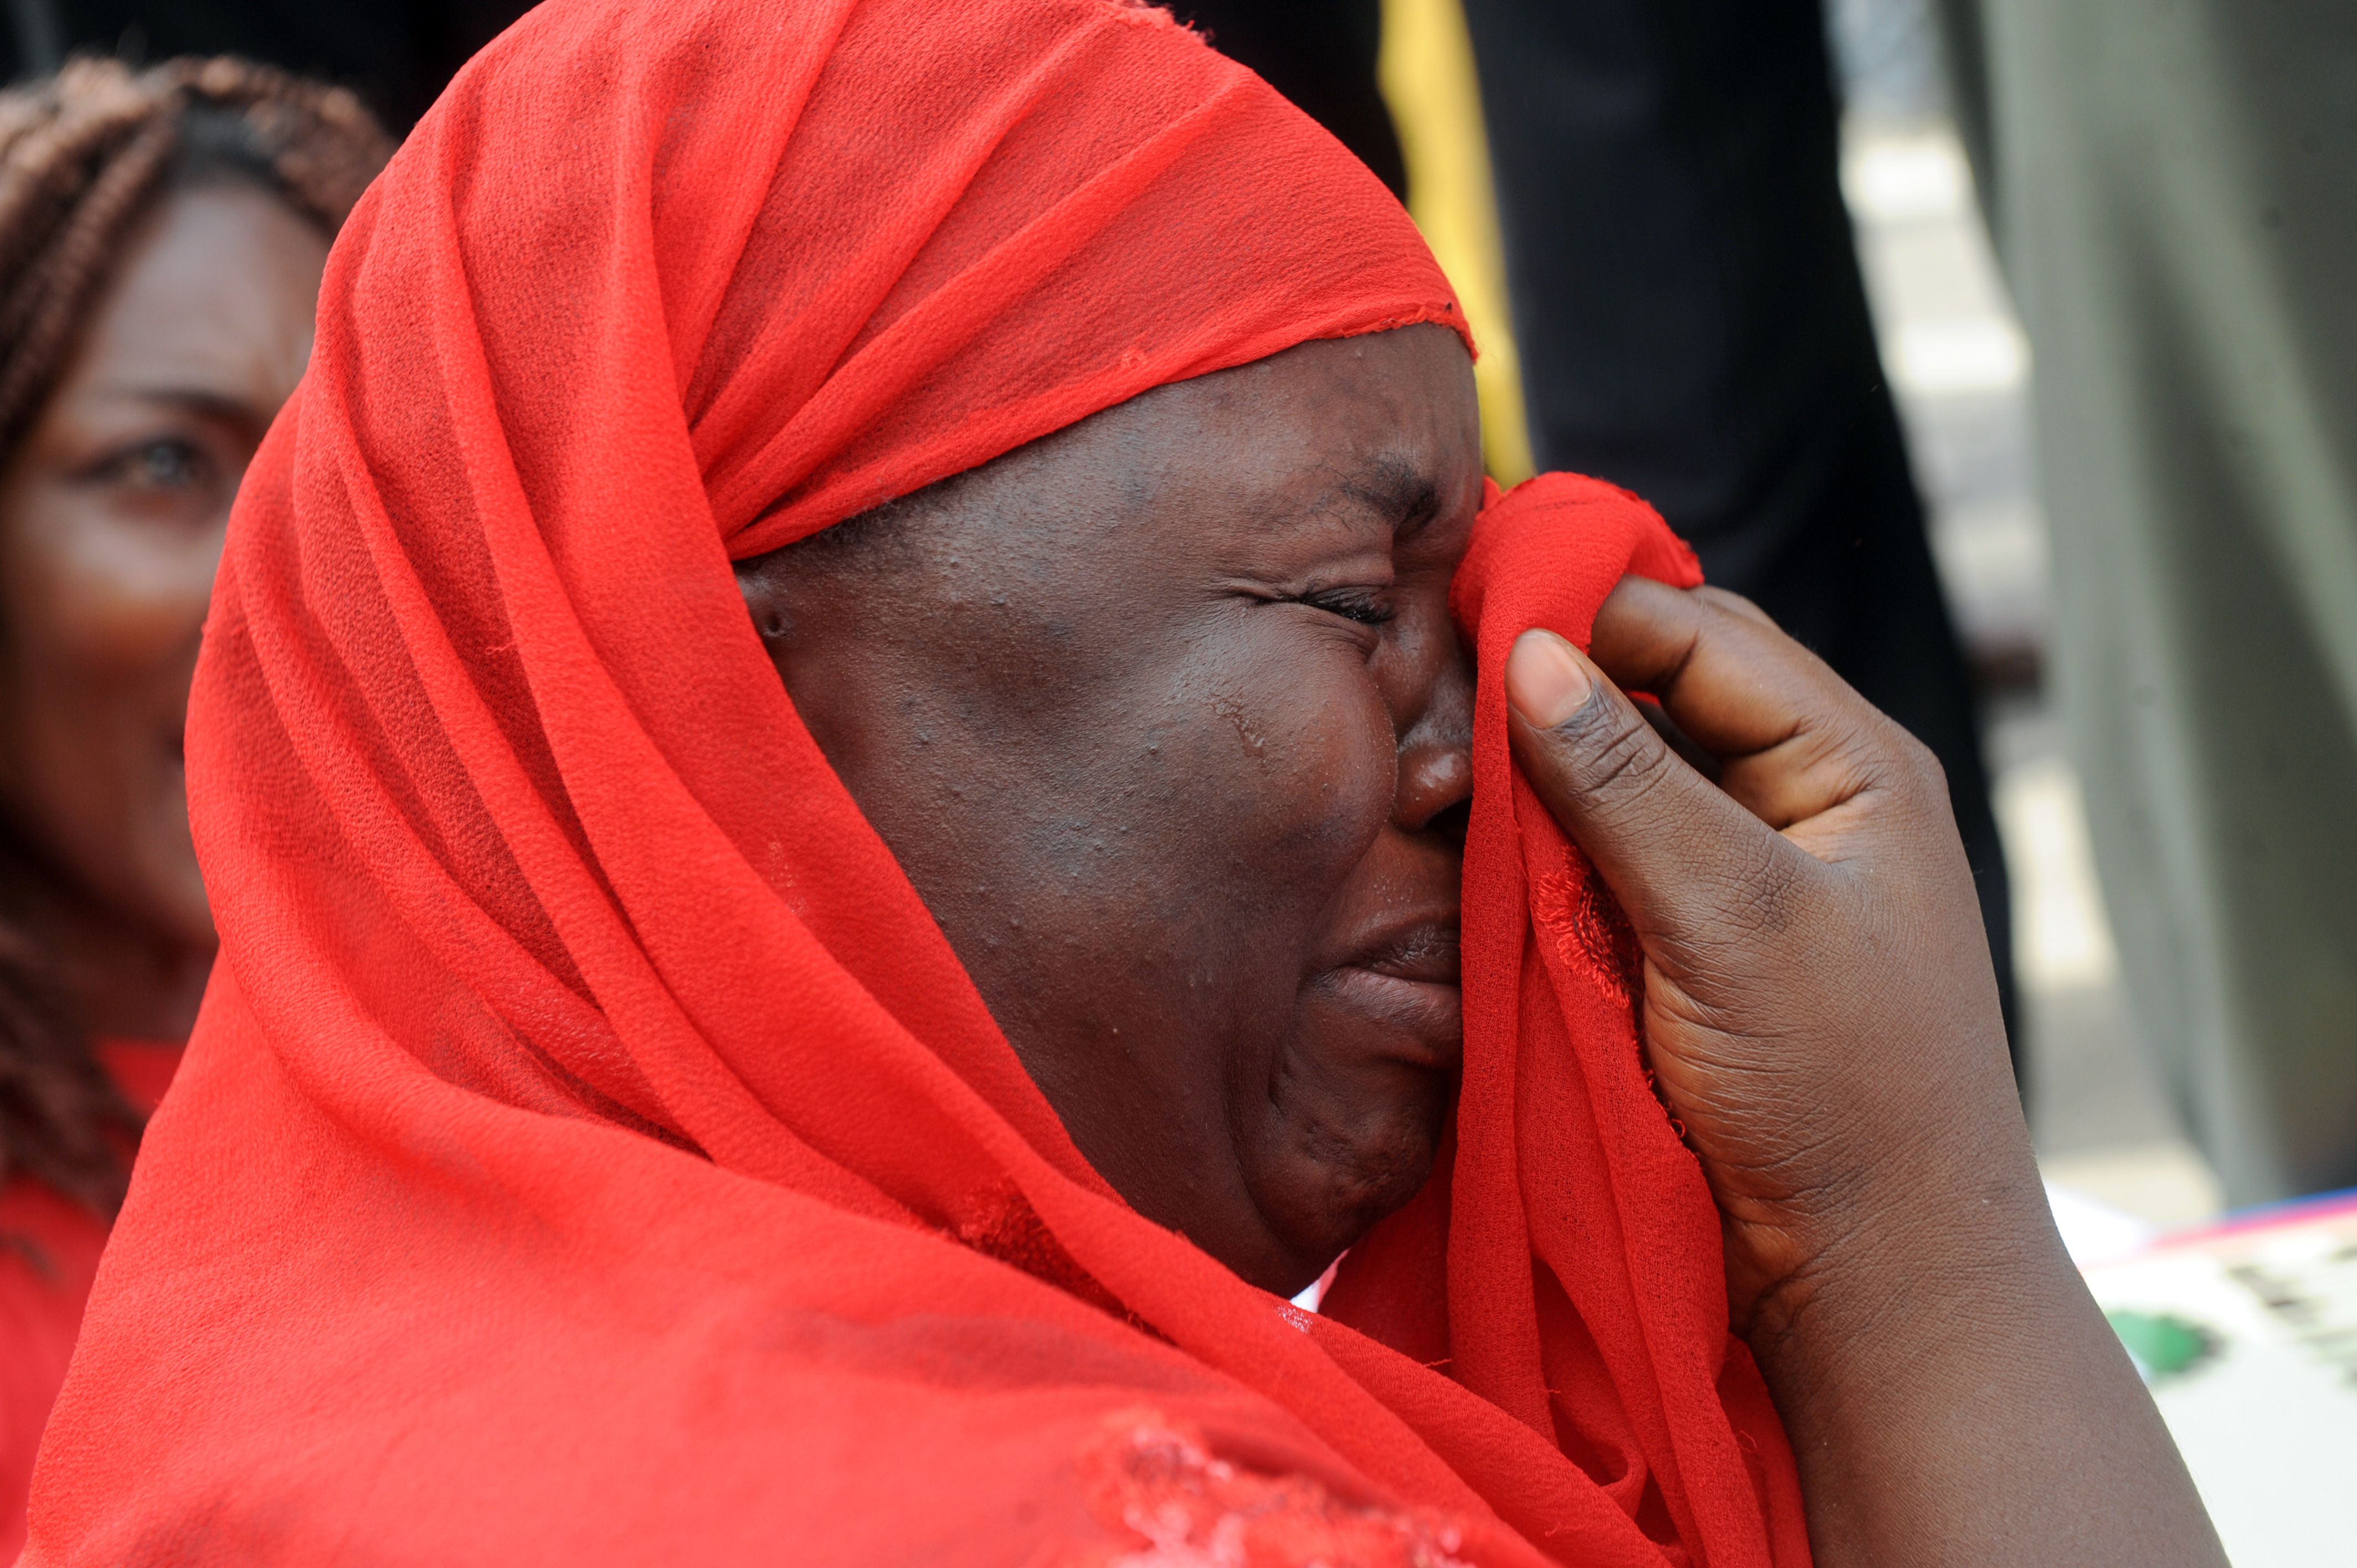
[[24, 2, 1806, 1564], [1332, 473, 1808, 1562], [0, 1043, 180, 1563]]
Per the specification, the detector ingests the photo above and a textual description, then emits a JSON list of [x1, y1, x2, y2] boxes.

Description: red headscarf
[[25, 1, 1807, 1562]]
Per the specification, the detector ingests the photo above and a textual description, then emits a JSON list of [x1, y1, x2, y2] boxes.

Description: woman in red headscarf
[[24, 1, 2217, 1563]]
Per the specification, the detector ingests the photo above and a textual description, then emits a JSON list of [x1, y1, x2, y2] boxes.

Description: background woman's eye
[[1299, 587, 1396, 627]]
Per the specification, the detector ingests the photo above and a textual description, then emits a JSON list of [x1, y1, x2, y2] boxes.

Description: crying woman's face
[[738, 323, 1482, 1294]]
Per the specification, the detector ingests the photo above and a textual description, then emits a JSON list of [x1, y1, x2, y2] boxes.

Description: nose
[[1394, 631, 1474, 835]]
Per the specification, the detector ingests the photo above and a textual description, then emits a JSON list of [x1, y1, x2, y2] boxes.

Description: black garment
[[5, 0, 1404, 186], [1166, 0, 1403, 199], [1460, 0, 2020, 1066], [4, 0, 531, 129], [0, 0, 1395, 180]]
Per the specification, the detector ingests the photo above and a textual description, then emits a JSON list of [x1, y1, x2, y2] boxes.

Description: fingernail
[[1505, 629, 1592, 728]]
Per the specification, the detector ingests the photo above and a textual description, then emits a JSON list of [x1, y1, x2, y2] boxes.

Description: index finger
[[1588, 576, 1912, 832]]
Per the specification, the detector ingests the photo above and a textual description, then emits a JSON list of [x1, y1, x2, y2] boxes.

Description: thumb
[[1503, 628, 1805, 947]]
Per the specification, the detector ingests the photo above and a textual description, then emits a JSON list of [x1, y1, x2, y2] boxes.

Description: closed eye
[[1296, 586, 1395, 627]]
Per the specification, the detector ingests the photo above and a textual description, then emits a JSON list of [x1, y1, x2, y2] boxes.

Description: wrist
[[1730, 1130, 2057, 1370], [1723, 1127, 2227, 1568]]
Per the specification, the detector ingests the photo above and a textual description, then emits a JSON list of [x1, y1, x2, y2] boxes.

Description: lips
[[1314, 917, 1464, 1071], [1352, 921, 1460, 986]]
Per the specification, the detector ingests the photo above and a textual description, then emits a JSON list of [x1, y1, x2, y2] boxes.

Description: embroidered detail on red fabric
[[1075, 1410, 1474, 1567], [1529, 863, 1643, 1012], [955, 1181, 1142, 1325]]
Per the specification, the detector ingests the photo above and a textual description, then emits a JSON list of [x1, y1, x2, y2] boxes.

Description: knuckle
[[1560, 695, 1676, 803], [1708, 832, 1808, 943], [1693, 584, 1779, 631], [1821, 707, 1945, 811], [1880, 724, 1949, 808], [1890, 725, 1943, 787]]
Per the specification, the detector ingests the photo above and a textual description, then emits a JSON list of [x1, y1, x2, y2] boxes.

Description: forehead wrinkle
[[1202, 451, 1444, 568], [1330, 451, 1444, 539], [1226, 458, 1402, 559]]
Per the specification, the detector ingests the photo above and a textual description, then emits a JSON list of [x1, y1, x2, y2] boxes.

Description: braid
[[0, 886, 128, 1217], [0, 57, 389, 1218], [0, 55, 390, 455]]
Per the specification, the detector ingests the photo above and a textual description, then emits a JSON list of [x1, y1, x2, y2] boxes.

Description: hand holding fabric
[[1501, 575, 2227, 1566], [1502, 574, 2011, 1328]]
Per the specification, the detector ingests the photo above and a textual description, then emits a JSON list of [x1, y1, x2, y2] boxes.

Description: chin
[[142, 839, 220, 949], [1250, 1094, 1448, 1278], [135, 771, 217, 942]]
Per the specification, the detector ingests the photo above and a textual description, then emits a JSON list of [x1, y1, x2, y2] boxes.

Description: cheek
[[0, 498, 213, 940], [1170, 620, 1395, 895], [966, 611, 1394, 983], [6, 504, 221, 679], [0, 497, 212, 811]]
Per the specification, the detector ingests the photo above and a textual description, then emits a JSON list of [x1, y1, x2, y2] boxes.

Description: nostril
[[1423, 796, 1471, 851], [1397, 736, 1473, 836]]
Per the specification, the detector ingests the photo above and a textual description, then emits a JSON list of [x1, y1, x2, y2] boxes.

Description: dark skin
[[747, 327, 1482, 1290], [741, 324, 2226, 1565], [0, 183, 327, 1039]]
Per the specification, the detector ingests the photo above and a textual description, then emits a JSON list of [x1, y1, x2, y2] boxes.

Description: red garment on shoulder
[[1, 1041, 179, 1562], [25, 2, 1807, 1563]]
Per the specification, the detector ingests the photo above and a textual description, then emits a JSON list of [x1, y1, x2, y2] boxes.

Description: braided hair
[[0, 57, 389, 1216]]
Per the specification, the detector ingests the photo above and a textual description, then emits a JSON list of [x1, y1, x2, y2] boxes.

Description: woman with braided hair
[[0, 55, 385, 1551]]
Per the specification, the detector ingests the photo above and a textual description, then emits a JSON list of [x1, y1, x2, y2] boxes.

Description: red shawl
[[0, 1042, 179, 1562], [25, 2, 1807, 1562]]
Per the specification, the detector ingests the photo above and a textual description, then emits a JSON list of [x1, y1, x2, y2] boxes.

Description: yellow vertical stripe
[[1378, 0, 1535, 484]]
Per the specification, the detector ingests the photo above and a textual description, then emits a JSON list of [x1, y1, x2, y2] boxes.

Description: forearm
[[1745, 1149, 2226, 1568]]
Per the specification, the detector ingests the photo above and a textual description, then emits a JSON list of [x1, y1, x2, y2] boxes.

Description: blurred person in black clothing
[[1458, 0, 2016, 1061], [6, 0, 1410, 182], [1179, 0, 2018, 1066], [1167, 0, 1402, 199]]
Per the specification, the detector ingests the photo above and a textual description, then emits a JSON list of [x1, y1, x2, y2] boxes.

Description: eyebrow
[[1334, 455, 1444, 538], [90, 385, 269, 425]]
